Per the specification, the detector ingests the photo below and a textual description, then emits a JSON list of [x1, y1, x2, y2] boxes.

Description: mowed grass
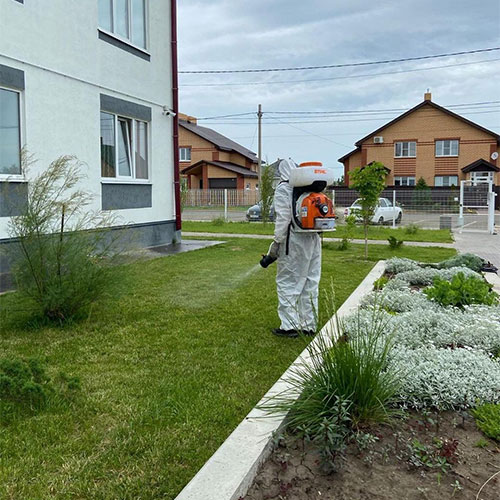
[[0, 239, 455, 499], [182, 220, 453, 243]]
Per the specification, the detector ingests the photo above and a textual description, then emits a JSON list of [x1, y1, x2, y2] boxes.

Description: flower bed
[[245, 254, 500, 499]]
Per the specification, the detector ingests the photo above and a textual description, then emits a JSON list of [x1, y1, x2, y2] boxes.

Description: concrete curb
[[175, 260, 386, 500], [484, 272, 500, 294], [182, 232, 455, 248]]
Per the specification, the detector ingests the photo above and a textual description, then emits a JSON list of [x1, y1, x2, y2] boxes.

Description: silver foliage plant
[[352, 256, 500, 410]]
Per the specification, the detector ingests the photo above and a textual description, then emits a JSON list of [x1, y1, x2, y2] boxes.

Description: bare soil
[[243, 412, 500, 500]]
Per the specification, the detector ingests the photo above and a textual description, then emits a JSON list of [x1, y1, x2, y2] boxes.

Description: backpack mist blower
[[260, 162, 336, 268]]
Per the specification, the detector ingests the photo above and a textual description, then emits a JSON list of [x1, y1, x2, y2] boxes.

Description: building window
[[179, 147, 191, 162], [98, 0, 147, 49], [394, 176, 416, 186], [435, 139, 459, 157], [394, 141, 416, 158], [0, 87, 21, 175], [434, 175, 458, 187], [100, 111, 148, 180]]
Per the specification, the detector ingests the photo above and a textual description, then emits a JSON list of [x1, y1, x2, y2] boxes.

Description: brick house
[[178, 114, 258, 190], [339, 93, 500, 187]]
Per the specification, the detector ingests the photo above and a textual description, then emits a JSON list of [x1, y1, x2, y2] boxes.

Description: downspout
[[171, 0, 181, 231]]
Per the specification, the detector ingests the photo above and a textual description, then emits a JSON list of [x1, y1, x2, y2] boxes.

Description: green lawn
[[0, 240, 455, 499], [182, 220, 453, 243]]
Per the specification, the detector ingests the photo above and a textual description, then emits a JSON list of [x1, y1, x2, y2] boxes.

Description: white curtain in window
[[115, 0, 129, 38], [131, 0, 146, 48], [0, 89, 21, 175], [135, 121, 148, 179], [118, 119, 132, 177]]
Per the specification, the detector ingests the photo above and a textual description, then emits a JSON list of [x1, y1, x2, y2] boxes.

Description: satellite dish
[[491, 152, 499, 161]]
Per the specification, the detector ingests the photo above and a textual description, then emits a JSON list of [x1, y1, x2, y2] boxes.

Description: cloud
[[178, 0, 500, 175]]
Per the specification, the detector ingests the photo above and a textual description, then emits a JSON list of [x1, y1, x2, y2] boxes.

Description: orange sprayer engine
[[289, 161, 336, 232], [296, 192, 336, 230]]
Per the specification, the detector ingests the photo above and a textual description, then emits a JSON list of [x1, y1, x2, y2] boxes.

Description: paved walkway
[[452, 230, 500, 269], [183, 232, 455, 248]]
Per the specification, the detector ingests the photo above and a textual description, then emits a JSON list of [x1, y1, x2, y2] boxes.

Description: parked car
[[246, 202, 275, 221], [344, 197, 402, 224]]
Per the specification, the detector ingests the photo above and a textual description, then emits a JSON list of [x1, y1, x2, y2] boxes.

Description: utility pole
[[257, 104, 263, 200]]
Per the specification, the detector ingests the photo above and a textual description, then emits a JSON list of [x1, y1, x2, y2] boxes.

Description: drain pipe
[[171, 0, 181, 231]]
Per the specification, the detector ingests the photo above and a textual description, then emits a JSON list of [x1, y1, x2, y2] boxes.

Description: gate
[[458, 180, 497, 234]]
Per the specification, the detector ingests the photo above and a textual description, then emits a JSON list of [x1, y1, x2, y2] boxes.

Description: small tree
[[260, 164, 275, 224], [349, 162, 387, 259], [7, 154, 121, 322], [413, 176, 432, 209]]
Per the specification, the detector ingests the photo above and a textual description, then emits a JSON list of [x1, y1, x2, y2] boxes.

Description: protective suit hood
[[277, 158, 296, 182]]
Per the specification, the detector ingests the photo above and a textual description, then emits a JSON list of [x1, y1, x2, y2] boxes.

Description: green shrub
[[472, 403, 500, 441], [6, 154, 123, 322], [404, 223, 419, 235], [388, 236, 404, 249], [373, 276, 389, 290], [424, 272, 499, 308], [338, 214, 357, 251], [211, 216, 225, 226], [438, 253, 484, 272], [0, 358, 80, 423]]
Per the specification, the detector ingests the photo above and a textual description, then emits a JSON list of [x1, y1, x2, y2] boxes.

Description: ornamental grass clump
[[424, 272, 499, 308], [262, 306, 401, 434], [472, 403, 500, 441], [6, 154, 124, 322]]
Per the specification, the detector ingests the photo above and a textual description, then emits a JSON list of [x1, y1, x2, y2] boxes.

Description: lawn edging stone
[[174, 260, 386, 500]]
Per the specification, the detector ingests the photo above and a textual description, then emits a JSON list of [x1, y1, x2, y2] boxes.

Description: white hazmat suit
[[272, 159, 322, 333]]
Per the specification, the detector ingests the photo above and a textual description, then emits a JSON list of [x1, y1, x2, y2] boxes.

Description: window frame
[[179, 147, 191, 162], [434, 175, 459, 187], [98, 0, 150, 53], [100, 111, 150, 183], [394, 141, 417, 158], [0, 85, 24, 180], [394, 176, 416, 186], [435, 139, 459, 157]]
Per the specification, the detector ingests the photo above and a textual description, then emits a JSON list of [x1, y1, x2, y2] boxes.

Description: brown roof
[[338, 100, 500, 163], [179, 120, 258, 163], [181, 160, 258, 178], [462, 158, 500, 173]]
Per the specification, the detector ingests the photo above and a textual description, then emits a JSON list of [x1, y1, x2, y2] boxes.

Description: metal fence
[[182, 187, 499, 230]]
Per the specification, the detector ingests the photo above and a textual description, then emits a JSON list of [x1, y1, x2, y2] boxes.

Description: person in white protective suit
[[267, 159, 322, 338]]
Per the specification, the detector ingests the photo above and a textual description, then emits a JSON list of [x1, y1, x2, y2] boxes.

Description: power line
[[196, 100, 500, 121], [180, 57, 500, 87], [179, 47, 500, 74], [195, 109, 500, 125]]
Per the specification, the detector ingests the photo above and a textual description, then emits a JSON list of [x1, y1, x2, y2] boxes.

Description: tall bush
[[349, 161, 387, 259], [7, 154, 121, 322], [260, 164, 275, 224]]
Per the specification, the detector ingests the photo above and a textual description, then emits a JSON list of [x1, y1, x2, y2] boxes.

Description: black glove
[[260, 240, 280, 268]]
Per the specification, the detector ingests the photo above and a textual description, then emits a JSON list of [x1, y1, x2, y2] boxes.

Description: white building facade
[[0, 0, 181, 273]]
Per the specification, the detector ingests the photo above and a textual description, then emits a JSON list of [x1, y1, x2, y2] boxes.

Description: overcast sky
[[178, 0, 500, 178]]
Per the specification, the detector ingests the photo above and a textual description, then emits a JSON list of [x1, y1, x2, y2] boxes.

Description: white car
[[344, 197, 402, 224]]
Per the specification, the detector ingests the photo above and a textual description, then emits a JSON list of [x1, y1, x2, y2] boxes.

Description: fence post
[[392, 189, 396, 229], [458, 181, 465, 230], [488, 181, 496, 235], [224, 189, 228, 221]]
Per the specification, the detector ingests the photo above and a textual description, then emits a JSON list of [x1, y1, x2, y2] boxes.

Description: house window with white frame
[[98, 0, 148, 49], [394, 176, 416, 186], [0, 87, 21, 175], [394, 141, 416, 158], [100, 111, 148, 180], [435, 139, 459, 157], [179, 147, 191, 162], [434, 175, 458, 187]]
